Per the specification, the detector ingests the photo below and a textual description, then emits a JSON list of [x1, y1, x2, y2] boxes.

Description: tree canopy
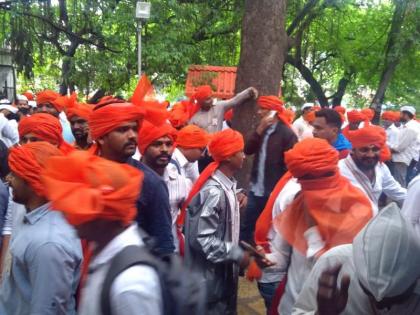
[[0, 0, 418, 108]]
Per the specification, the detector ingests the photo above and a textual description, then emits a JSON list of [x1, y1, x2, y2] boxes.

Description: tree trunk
[[332, 74, 352, 106], [371, 0, 412, 121], [59, 57, 72, 95], [232, 0, 288, 189]]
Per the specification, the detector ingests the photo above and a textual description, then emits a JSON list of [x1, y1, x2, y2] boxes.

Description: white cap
[[301, 103, 313, 111], [0, 104, 18, 114], [16, 94, 28, 102], [28, 100, 37, 108], [400, 106, 416, 116]]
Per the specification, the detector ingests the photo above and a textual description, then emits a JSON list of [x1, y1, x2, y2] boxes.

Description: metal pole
[[137, 20, 142, 77]]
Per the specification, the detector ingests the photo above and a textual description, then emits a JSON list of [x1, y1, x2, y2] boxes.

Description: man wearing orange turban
[[339, 125, 406, 207], [182, 128, 253, 315], [343, 110, 366, 139], [0, 142, 82, 315], [255, 138, 373, 315], [18, 113, 74, 155], [138, 121, 191, 252], [189, 85, 258, 134], [65, 101, 93, 150], [170, 125, 210, 183], [36, 90, 61, 116], [35, 90, 76, 144], [41, 151, 163, 315], [361, 108, 375, 122], [381, 111, 401, 174], [88, 100, 175, 255], [241, 95, 298, 267]]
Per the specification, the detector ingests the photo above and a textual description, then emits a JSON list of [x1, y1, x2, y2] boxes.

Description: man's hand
[[256, 115, 276, 135], [317, 264, 350, 315], [249, 87, 259, 100], [239, 251, 251, 269], [253, 245, 276, 269], [237, 192, 248, 209]]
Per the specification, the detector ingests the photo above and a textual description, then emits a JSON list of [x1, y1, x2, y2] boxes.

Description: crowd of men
[[0, 80, 419, 315]]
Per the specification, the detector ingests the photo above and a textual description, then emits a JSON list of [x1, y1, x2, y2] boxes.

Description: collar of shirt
[[163, 167, 178, 182], [212, 169, 236, 191], [348, 155, 379, 185], [23, 202, 52, 225], [89, 223, 143, 271], [173, 148, 188, 168]]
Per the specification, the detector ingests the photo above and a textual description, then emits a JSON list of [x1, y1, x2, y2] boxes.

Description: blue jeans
[[258, 281, 280, 313], [240, 192, 269, 244]]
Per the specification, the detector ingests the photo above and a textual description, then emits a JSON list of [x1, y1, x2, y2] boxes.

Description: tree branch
[[287, 0, 320, 36], [15, 10, 121, 53]]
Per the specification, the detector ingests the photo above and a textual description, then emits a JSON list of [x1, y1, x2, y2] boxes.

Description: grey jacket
[[184, 172, 243, 305]]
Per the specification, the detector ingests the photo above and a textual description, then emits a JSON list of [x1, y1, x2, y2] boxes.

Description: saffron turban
[[19, 113, 74, 155], [334, 106, 346, 114], [381, 111, 400, 122], [347, 110, 366, 123], [285, 138, 339, 178], [176, 125, 210, 149], [138, 121, 177, 155], [9, 142, 63, 197], [67, 102, 93, 121], [36, 90, 60, 108], [23, 91, 34, 101], [361, 108, 375, 122], [274, 137, 373, 256], [257, 95, 291, 127], [89, 102, 146, 140], [169, 101, 193, 128], [49, 93, 77, 113], [192, 85, 213, 102], [346, 125, 386, 149], [42, 151, 143, 226], [178, 129, 244, 225]]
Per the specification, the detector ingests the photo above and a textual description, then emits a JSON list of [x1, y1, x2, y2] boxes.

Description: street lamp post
[[135, 1, 151, 77]]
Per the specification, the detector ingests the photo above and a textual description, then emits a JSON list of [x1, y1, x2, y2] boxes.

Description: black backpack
[[100, 228, 207, 315]]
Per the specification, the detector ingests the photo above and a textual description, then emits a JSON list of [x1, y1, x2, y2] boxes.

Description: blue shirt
[[127, 158, 175, 255], [0, 203, 82, 315], [333, 132, 352, 152], [250, 123, 277, 197]]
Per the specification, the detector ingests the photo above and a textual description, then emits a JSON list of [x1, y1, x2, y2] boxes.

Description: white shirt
[[292, 116, 313, 141], [162, 167, 192, 252], [260, 178, 301, 284], [78, 224, 162, 315], [0, 114, 18, 147], [2, 190, 26, 236], [339, 155, 406, 210], [402, 175, 420, 239], [391, 120, 419, 165], [386, 124, 400, 148], [169, 148, 199, 183]]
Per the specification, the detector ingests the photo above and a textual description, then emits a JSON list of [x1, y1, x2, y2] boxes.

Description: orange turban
[[36, 90, 60, 109], [303, 107, 319, 123], [334, 106, 346, 114], [346, 125, 386, 149], [18, 113, 74, 155], [257, 96, 291, 127], [192, 85, 213, 102], [285, 138, 339, 178], [89, 102, 146, 140], [177, 129, 244, 225], [274, 137, 373, 256], [381, 111, 400, 122], [49, 93, 77, 113], [67, 102, 93, 121], [176, 125, 210, 149], [23, 91, 34, 101], [42, 151, 143, 226], [284, 109, 295, 124], [169, 101, 194, 128], [361, 108, 375, 122], [9, 142, 63, 196], [347, 110, 366, 123], [138, 121, 177, 155]]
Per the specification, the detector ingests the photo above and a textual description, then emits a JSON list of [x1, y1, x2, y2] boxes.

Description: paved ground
[[237, 277, 266, 315]]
